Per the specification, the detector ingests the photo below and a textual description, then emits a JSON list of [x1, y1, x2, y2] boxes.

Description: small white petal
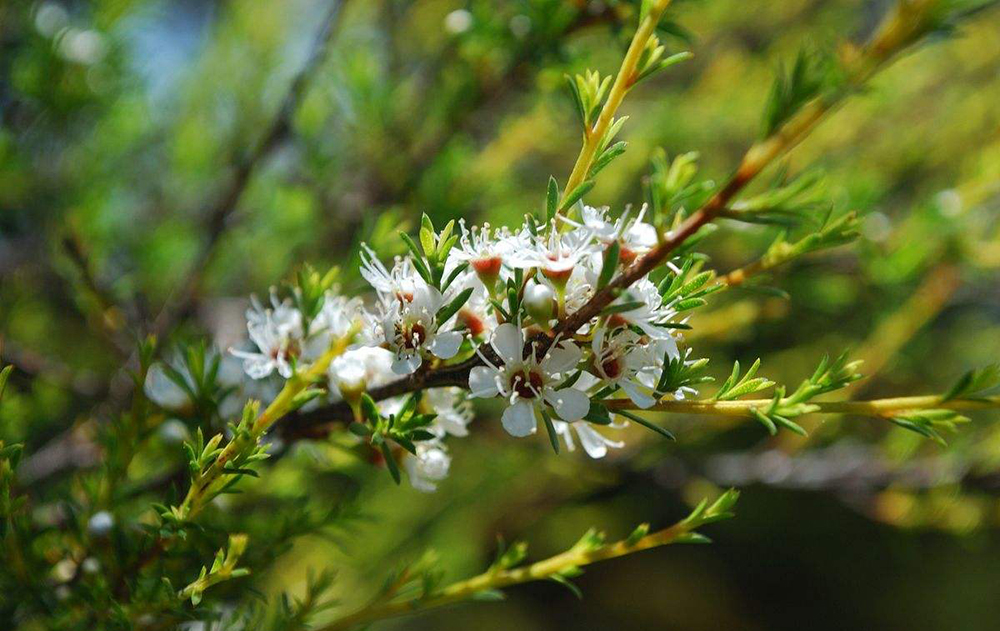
[[429, 331, 463, 359], [574, 423, 623, 459], [620, 379, 656, 409], [491, 323, 523, 364], [501, 400, 537, 437], [541, 341, 582, 375], [544, 387, 589, 422], [391, 353, 422, 375], [469, 366, 500, 398]]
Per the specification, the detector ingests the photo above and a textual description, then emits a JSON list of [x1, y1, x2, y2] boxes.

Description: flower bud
[[87, 511, 114, 537], [524, 282, 556, 324]]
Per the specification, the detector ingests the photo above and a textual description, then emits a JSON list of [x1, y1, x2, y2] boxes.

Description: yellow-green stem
[[601, 394, 1000, 417], [176, 328, 356, 521], [559, 0, 672, 208], [318, 517, 697, 631]]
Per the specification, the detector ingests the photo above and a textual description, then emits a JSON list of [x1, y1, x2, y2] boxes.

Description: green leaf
[[381, 442, 400, 485], [615, 409, 675, 441], [559, 180, 595, 212], [713, 359, 774, 401], [597, 241, 619, 290], [0, 365, 12, 402], [584, 401, 612, 425], [548, 573, 583, 600], [399, 232, 433, 284], [590, 141, 628, 178], [546, 176, 559, 221], [943, 363, 1000, 401], [436, 287, 474, 326], [625, 523, 650, 547], [540, 409, 560, 455], [749, 408, 778, 435]]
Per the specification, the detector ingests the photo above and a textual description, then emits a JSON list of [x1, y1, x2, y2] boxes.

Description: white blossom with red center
[[468, 323, 589, 437], [373, 282, 463, 375]]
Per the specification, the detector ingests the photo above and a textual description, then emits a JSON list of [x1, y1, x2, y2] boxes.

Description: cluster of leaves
[[155, 340, 236, 426], [179, 534, 251, 606], [891, 364, 1000, 444], [761, 48, 844, 137], [351, 393, 439, 485], [644, 149, 715, 234], [160, 401, 271, 527], [400, 214, 469, 296], [749, 353, 864, 435]]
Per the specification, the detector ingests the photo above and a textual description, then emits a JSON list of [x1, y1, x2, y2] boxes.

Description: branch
[[601, 394, 1000, 417], [559, 0, 674, 207], [317, 490, 739, 631]]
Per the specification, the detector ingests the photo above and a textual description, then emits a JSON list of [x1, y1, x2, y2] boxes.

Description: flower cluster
[[227, 207, 696, 492]]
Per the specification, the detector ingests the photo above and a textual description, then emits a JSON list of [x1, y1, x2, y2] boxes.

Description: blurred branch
[[0, 339, 102, 397], [146, 0, 346, 342], [603, 392, 1000, 417], [61, 230, 133, 356], [846, 264, 961, 396]]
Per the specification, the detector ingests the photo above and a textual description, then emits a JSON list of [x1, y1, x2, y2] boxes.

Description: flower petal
[[469, 366, 500, 398], [391, 353, 422, 375], [574, 423, 623, 459], [429, 331, 463, 359], [501, 400, 537, 437], [491, 323, 523, 364], [544, 387, 589, 422], [541, 341, 582, 375], [620, 379, 656, 409]]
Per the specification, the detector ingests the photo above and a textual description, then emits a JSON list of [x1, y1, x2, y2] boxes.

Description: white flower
[[373, 282, 464, 375], [360, 244, 421, 299], [552, 419, 624, 459], [505, 224, 597, 285], [231, 298, 305, 379], [468, 323, 589, 437], [302, 292, 363, 359], [590, 327, 659, 409], [448, 271, 497, 339], [403, 442, 451, 492], [608, 278, 679, 343], [424, 388, 474, 437], [572, 204, 658, 266], [246, 290, 302, 337], [450, 221, 510, 286], [329, 347, 396, 401]]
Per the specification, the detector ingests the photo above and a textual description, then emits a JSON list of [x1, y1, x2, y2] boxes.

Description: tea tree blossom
[[468, 323, 589, 437], [590, 328, 660, 409], [373, 282, 463, 375], [552, 419, 625, 459], [403, 442, 452, 492], [231, 309, 303, 379]]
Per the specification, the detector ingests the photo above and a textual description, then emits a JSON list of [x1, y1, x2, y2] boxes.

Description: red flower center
[[510, 369, 544, 399]]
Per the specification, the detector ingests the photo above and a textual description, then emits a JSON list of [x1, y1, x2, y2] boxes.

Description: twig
[[559, 0, 674, 207], [316, 491, 736, 631], [601, 393, 1000, 417]]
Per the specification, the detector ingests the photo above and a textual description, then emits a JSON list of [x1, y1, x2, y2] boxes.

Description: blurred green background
[[2, 0, 1000, 629]]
